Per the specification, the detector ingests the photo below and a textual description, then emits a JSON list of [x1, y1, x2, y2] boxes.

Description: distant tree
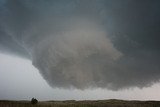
[[31, 98, 38, 105]]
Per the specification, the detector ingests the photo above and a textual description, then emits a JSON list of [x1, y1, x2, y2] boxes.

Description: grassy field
[[0, 99, 160, 107]]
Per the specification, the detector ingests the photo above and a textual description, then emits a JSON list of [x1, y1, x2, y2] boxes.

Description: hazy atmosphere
[[0, 0, 160, 100]]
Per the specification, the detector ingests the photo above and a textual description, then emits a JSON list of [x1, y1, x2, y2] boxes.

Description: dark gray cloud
[[0, 0, 160, 90]]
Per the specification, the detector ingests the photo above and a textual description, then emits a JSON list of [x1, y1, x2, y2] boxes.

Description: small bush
[[31, 98, 38, 105]]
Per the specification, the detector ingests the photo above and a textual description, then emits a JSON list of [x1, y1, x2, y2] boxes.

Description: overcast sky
[[1, 53, 160, 101], [0, 0, 160, 100]]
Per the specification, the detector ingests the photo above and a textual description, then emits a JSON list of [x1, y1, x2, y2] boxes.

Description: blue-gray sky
[[0, 0, 160, 100]]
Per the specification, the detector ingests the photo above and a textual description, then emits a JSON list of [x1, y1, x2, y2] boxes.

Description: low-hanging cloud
[[0, 0, 160, 90]]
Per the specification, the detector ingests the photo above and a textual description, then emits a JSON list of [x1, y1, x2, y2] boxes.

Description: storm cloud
[[0, 0, 160, 90]]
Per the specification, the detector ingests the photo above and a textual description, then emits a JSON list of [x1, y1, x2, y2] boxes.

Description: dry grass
[[0, 99, 160, 107]]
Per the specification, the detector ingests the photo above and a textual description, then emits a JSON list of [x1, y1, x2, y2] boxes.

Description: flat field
[[0, 99, 160, 107]]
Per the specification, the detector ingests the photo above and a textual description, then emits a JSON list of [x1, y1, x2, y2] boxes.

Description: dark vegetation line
[[0, 99, 160, 107]]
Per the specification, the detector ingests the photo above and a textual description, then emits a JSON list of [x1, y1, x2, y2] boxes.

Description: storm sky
[[0, 0, 160, 100]]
